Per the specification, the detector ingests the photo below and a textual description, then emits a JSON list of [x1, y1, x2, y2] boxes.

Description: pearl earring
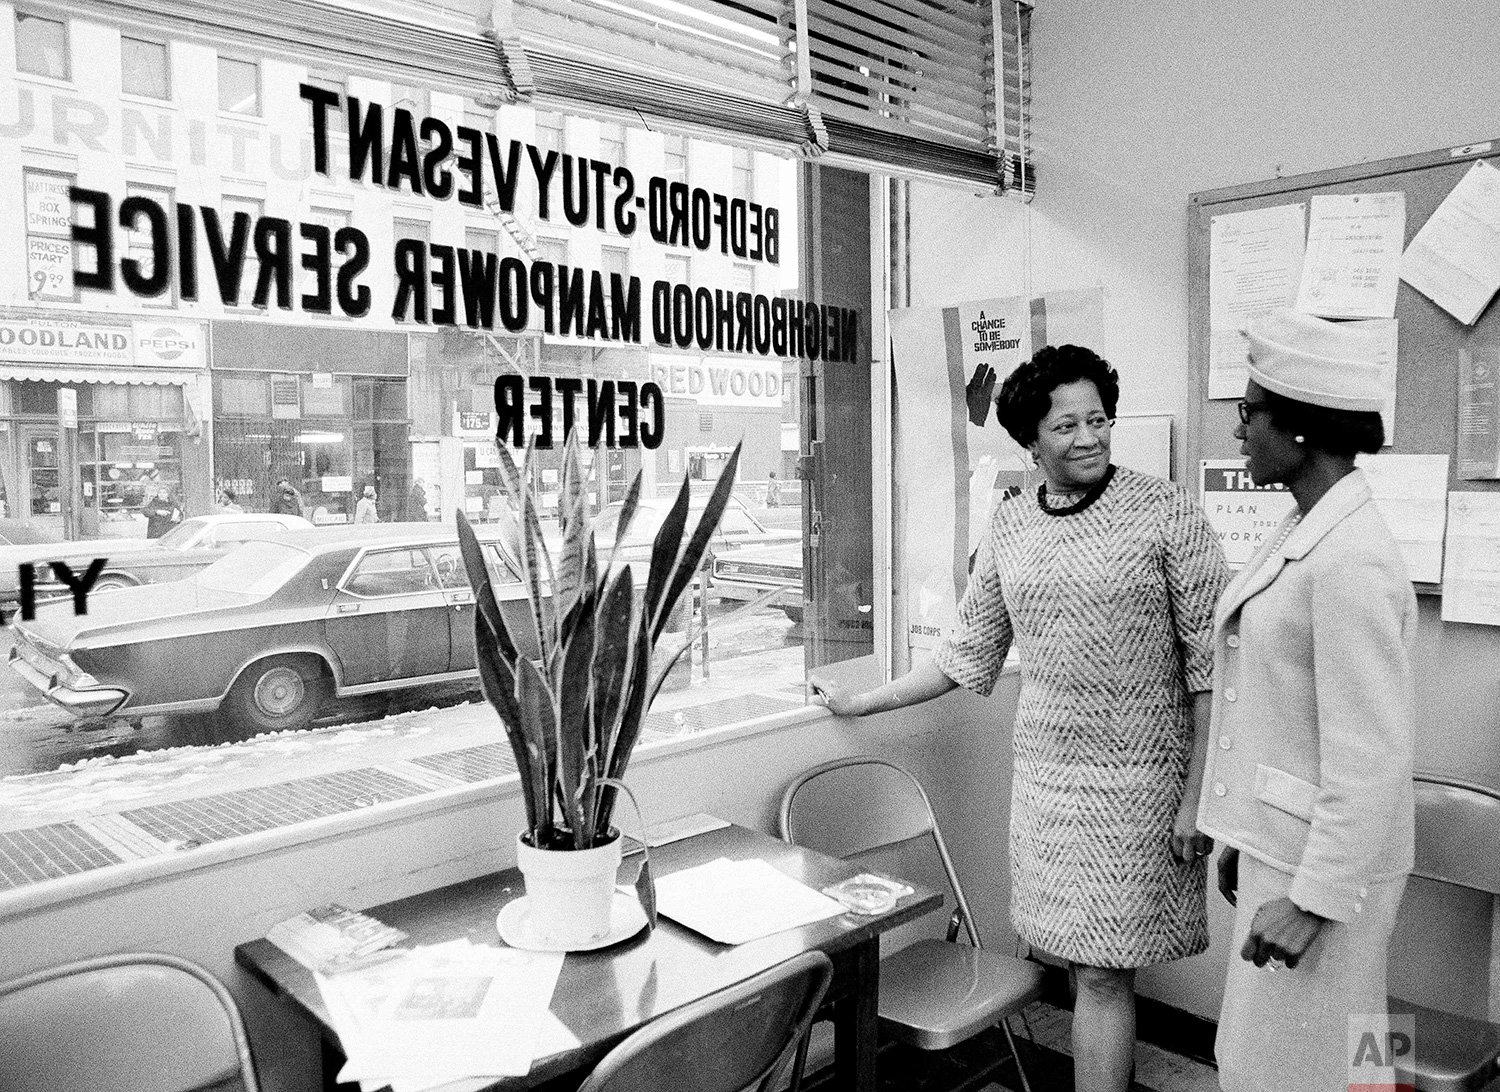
[[1294, 435, 1305, 444]]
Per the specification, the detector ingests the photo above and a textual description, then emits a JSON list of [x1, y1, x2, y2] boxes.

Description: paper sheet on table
[[1442, 492, 1500, 625], [1356, 453, 1449, 583], [1400, 160, 1500, 325], [1209, 203, 1306, 399], [358, 1012, 582, 1092], [1296, 192, 1405, 319], [318, 939, 564, 1085], [656, 857, 847, 944]]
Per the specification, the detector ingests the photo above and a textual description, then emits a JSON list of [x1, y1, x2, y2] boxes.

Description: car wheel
[[226, 655, 328, 734], [91, 574, 137, 593], [781, 605, 804, 623]]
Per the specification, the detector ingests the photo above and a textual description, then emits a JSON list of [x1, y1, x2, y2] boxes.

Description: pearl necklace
[[1269, 511, 1303, 553]]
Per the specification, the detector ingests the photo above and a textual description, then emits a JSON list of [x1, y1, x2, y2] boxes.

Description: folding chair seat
[[1391, 775, 1500, 1092], [576, 950, 833, 1092], [0, 952, 261, 1092], [780, 756, 1044, 1091]]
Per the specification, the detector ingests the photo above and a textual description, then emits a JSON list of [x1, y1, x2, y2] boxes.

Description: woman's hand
[[1170, 804, 1213, 863], [1241, 897, 1327, 968], [1218, 846, 1239, 906], [809, 677, 862, 716]]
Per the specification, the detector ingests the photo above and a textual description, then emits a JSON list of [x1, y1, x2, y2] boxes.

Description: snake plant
[[456, 432, 741, 851]]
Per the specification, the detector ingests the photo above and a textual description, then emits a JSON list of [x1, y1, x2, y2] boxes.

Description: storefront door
[[20, 426, 61, 528]]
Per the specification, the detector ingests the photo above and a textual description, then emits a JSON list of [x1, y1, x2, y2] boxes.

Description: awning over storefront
[[0, 364, 198, 386]]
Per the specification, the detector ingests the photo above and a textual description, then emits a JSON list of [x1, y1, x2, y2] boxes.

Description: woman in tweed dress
[[814, 345, 1228, 1092]]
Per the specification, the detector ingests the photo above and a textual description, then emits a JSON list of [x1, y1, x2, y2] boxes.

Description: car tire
[[225, 655, 328, 734], [91, 573, 137, 593]]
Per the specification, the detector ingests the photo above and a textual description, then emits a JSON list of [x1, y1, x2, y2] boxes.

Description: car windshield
[[192, 540, 311, 596], [156, 518, 209, 550]]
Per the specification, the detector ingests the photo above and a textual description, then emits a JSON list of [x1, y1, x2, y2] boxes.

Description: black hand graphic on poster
[[965, 363, 998, 427]]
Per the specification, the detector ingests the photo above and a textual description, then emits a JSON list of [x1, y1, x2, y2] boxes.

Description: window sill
[[0, 693, 823, 921]]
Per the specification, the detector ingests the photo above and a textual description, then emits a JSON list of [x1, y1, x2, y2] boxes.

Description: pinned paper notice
[[1399, 160, 1500, 325], [1297, 192, 1405, 319], [1208, 203, 1306, 399]]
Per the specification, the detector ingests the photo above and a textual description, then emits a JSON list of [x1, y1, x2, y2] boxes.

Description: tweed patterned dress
[[935, 465, 1229, 968]]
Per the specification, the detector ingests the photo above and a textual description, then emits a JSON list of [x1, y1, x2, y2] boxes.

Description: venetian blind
[[71, 0, 1032, 193]]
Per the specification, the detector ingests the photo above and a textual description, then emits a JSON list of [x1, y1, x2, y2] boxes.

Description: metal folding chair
[[576, 950, 833, 1092], [0, 952, 261, 1092], [780, 756, 1043, 1092], [1390, 774, 1500, 1092]]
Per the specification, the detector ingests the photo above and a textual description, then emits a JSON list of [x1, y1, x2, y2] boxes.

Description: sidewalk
[[0, 645, 806, 890]]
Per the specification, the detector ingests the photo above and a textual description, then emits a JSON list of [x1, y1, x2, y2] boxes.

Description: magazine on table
[[267, 903, 409, 976]]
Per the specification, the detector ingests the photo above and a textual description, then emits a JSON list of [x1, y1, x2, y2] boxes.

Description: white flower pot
[[515, 830, 623, 948]]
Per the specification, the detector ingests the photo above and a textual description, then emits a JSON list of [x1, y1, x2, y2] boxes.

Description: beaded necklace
[[1036, 463, 1116, 517], [1267, 511, 1304, 554]]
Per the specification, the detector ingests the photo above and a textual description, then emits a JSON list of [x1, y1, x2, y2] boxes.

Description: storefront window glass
[[0, 11, 877, 846]]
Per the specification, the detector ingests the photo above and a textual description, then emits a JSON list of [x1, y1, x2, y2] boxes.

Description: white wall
[[906, 0, 1500, 1020]]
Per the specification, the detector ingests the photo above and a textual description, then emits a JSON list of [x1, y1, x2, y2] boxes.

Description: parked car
[[0, 518, 60, 546], [711, 539, 804, 621], [8, 523, 535, 734], [594, 494, 798, 573], [0, 512, 312, 611]]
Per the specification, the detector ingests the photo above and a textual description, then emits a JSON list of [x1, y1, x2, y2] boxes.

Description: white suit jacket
[[1197, 470, 1416, 923]]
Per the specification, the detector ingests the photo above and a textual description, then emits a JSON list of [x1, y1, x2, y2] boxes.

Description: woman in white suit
[[1197, 309, 1416, 1092]]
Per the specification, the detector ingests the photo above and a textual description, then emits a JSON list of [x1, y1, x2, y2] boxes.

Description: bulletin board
[[1186, 138, 1500, 594]]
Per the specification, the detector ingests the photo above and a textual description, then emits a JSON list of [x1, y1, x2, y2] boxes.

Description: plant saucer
[[497, 889, 649, 953]]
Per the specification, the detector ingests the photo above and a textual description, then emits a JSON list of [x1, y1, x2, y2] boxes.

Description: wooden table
[[236, 823, 942, 1091]]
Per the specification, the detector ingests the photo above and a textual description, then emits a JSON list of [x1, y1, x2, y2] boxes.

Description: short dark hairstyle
[[1262, 389, 1384, 457], [220, 487, 237, 502], [994, 344, 1120, 447]]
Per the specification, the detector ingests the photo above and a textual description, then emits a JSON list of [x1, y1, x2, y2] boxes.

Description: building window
[[221, 195, 264, 306], [121, 36, 169, 99], [663, 133, 689, 188], [601, 246, 630, 327], [732, 262, 755, 295], [389, 83, 430, 118], [535, 111, 565, 155], [599, 122, 626, 170], [536, 237, 568, 266], [465, 227, 499, 257], [304, 73, 346, 135], [600, 246, 630, 282], [306, 206, 351, 315], [394, 218, 438, 319], [23, 168, 76, 301], [126, 182, 176, 307], [664, 254, 690, 286], [15, 11, 67, 79], [218, 56, 260, 115], [732, 147, 754, 202]]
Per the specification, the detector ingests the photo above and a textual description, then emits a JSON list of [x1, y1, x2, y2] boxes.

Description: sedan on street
[[8, 523, 533, 734], [0, 512, 312, 612]]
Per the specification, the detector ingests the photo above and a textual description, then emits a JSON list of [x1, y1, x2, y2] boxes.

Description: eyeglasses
[[1236, 400, 1271, 425]]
